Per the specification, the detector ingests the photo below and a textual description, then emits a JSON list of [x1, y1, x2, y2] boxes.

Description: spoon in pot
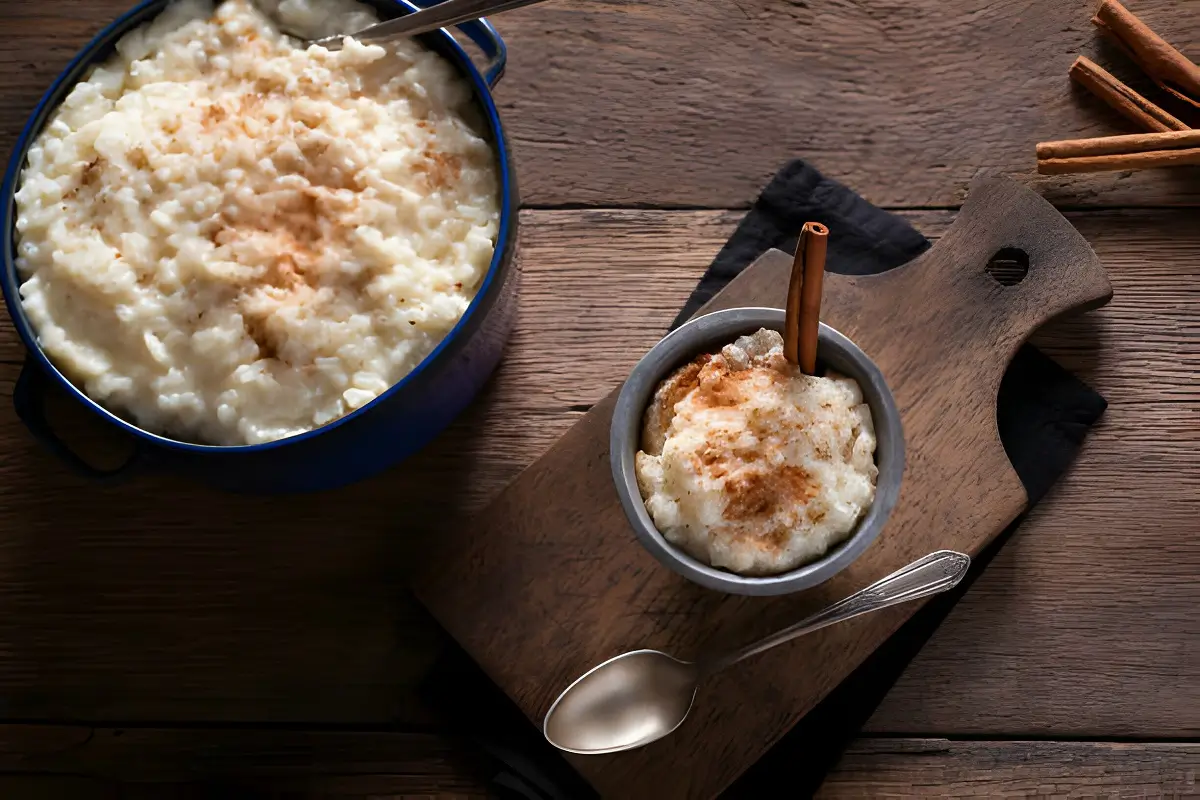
[[543, 550, 970, 755], [282, 0, 554, 50]]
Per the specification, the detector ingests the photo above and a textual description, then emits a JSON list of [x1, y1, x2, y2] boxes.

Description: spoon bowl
[[543, 649, 698, 755]]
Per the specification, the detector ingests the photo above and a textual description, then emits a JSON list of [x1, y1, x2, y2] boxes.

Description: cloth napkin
[[420, 160, 1107, 799]]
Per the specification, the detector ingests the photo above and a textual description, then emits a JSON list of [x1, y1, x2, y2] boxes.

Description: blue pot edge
[[0, 0, 518, 455]]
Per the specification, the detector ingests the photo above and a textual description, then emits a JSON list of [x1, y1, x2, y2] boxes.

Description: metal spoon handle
[[321, 0, 551, 45], [701, 550, 971, 676]]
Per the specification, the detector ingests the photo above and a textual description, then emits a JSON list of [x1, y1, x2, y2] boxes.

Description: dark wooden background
[[0, 0, 1197, 797]]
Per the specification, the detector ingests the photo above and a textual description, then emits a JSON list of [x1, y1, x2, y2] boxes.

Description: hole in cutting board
[[986, 247, 1029, 286]]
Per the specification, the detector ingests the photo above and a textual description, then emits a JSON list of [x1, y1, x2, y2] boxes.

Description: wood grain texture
[[0, 207, 1193, 740], [493, 0, 1200, 208], [411, 178, 1116, 799], [815, 739, 1200, 799], [0, 781, 480, 800], [4, 1, 1200, 210], [0, 724, 490, 796], [0, 728, 1194, 799]]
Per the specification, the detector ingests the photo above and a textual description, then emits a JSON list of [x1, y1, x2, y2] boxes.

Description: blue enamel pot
[[1, 0, 519, 493]]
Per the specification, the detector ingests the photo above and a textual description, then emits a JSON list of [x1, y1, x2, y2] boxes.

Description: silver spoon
[[543, 549, 971, 755], [289, 0, 553, 50]]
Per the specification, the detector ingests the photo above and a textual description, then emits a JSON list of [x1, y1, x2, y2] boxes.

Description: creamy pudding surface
[[14, 0, 499, 445], [634, 328, 878, 576]]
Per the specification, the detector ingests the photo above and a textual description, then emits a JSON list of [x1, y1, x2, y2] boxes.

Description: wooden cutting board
[[411, 175, 1112, 799]]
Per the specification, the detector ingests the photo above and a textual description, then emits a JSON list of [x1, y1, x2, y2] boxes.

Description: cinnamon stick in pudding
[[1068, 56, 1188, 132], [784, 222, 829, 375], [1093, 0, 1200, 109], [1037, 129, 1200, 173]]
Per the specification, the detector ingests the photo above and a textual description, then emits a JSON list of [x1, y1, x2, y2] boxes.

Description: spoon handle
[[344, 0, 551, 43], [701, 550, 971, 676]]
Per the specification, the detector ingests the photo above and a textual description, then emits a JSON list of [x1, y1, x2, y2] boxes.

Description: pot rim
[[609, 307, 906, 596], [0, 0, 516, 453]]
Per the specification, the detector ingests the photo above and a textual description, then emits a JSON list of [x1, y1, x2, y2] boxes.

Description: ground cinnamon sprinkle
[[80, 156, 103, 188], [417, 145, 463, 190], [723, 466, 818, 523]]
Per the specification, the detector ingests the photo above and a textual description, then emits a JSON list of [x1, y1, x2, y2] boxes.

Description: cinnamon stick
[[1037, 128, 1200, 159], [1038, 147, 1200, 174], [1068, 56, 1188, 132], [784, 222, 829, 375], [1093, 0, 1200, 109]]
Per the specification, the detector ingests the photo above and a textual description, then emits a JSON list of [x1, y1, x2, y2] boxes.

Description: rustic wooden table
[[2, 0, 1198, 797]]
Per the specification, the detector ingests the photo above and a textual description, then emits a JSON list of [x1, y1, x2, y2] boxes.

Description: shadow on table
[[0, 359, 502, 725]]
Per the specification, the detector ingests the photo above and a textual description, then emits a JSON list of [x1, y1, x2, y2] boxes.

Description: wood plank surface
[[0, 724, 491, 796], [4, 1, 1200, 211], [0, 208, 1194, 738], [814, 739, 1200, 799], [501, 0, 1200, 207], [0, 729, 1194, 799], [0, 782, 469, 800]]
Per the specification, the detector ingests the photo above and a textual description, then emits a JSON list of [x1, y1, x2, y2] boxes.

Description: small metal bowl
[[610, 307, 904, 596]]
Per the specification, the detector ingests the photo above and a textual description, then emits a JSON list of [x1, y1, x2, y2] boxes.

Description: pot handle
[[409, 0, 508, 88], [13, 359, 143, 482]]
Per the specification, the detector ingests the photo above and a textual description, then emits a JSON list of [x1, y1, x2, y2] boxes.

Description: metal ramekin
[[610, 307, 905, 596]]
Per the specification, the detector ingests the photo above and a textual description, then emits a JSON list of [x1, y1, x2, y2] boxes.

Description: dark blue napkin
[[420, 161, 1107, 799]]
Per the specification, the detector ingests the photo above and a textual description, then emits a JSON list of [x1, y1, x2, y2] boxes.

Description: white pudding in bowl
[[634, 328, 878, 577], [14, 0, 499, 445]]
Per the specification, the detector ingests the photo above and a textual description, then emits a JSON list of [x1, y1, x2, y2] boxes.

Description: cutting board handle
[[826, 174, 1111, 399], [895, 175, 1112, 356]]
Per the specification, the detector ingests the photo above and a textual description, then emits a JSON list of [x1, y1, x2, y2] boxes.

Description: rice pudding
[[14, 0, 499, 445], [634, 328, 878, 576]]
